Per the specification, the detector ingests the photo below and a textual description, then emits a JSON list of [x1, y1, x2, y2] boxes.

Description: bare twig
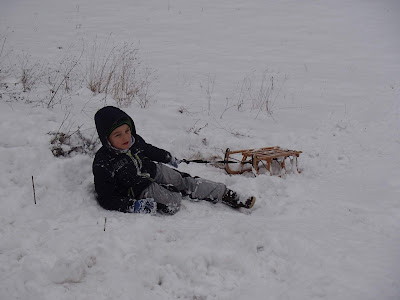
[[31, 176, 37, 204], [104, 217, 107, 231], [0, 36, 6, 58], [219, 97, 237, 119], [47, 45, 84, 107], [200, 74, 215, 115]]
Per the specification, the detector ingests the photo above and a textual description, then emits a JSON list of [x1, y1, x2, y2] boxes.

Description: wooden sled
[[224, 146, 302, 176]]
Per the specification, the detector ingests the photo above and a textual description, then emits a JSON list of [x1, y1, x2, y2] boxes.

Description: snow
[[1, 0, 400, 299]]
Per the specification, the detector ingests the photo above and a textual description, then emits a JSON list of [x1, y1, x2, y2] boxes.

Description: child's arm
[[136, 134, 171, 163], [93, 164, 137, 212]]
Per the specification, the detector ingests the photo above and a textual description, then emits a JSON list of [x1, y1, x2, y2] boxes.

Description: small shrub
[[18, 52, 44, 92], [45, 45, 83, 108], [111, 44, 156, 108], [226, 70, 286, 118], [49, 128, 100, 157], [200, 73, 216, 115], [252, 70, 286, 117], [86, 38, 156, 108], [86, 37, 116, 95]]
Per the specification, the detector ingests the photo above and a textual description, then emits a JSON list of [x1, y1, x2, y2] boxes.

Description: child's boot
[[222, 189, 255, 209]]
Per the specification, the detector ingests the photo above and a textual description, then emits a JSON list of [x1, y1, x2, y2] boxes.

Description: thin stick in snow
[[31, 176, 37, 204], [104, 217, 107, 231]]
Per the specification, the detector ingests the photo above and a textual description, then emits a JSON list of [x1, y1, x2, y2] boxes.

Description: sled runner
[[224, 146, 302, 176]]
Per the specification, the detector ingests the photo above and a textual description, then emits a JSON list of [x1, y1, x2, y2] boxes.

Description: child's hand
[[168, 156, 181, 168], [131, 198, 157, 214]]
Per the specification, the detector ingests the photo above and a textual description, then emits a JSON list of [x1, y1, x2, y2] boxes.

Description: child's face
[[108, 124, 131, 150]]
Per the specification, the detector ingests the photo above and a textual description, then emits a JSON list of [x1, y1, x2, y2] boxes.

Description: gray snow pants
[[140, 163, 226, 214]]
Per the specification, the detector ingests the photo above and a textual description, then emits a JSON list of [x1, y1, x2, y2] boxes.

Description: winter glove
[[130, 198, 157, 214], [168, 156, 181, 168]]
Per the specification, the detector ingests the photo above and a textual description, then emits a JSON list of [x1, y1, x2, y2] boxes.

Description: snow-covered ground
[[1, 1, 399, 299]]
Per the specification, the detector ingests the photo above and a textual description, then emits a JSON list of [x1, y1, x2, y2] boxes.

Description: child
[[92, 106, 255, 215]]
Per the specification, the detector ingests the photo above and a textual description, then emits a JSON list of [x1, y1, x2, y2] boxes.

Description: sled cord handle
[[181, 159, 251, 164]]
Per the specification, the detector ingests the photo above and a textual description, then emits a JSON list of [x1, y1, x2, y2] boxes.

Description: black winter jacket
[[92, 106, 171, 212]]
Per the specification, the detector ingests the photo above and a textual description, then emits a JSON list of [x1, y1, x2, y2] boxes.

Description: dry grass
[[86, 38, 156, 108]]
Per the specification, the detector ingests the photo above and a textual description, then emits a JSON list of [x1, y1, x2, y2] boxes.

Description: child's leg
[[189, 177, 226, 203], [154, 163, 226, 203], [140, 182, 181, 214]]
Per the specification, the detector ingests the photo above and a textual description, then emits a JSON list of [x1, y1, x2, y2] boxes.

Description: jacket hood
[[95, 106, 137, 147]]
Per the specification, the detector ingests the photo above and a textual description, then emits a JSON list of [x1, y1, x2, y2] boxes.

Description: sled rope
[[181, 158, 251, 165]]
